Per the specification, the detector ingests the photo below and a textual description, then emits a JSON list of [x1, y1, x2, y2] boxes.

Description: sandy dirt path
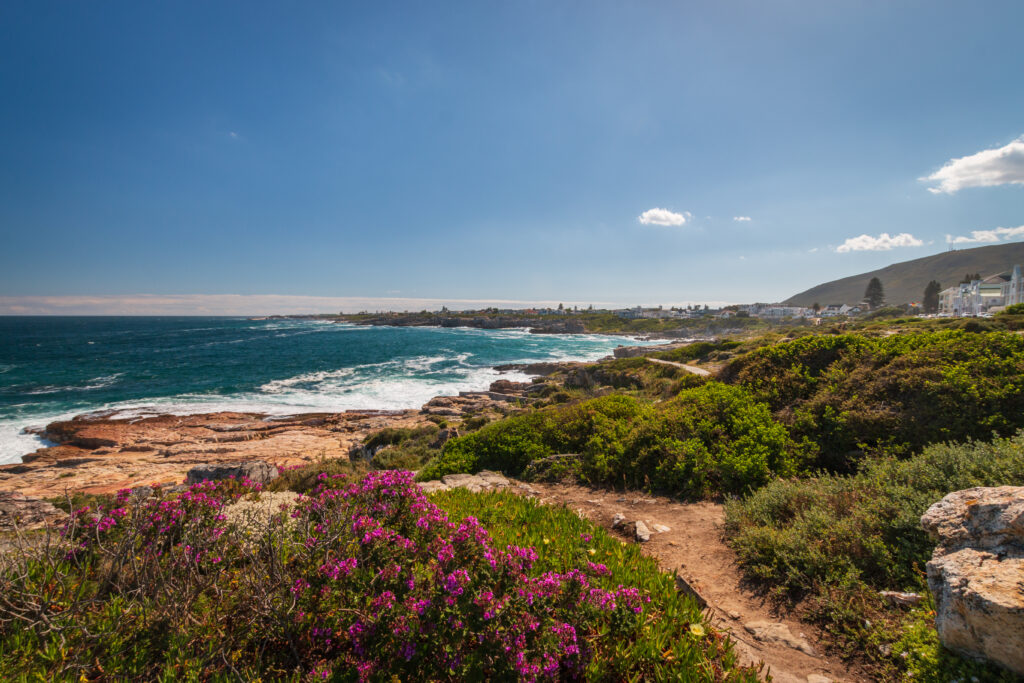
[[645, 357, 713, 376]]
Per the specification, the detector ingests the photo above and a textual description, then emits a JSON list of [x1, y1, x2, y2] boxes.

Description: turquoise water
[[0, 317, 649, 463]]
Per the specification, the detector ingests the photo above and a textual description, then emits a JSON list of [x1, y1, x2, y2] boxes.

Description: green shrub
[[420, 384, 801, 498], [1000, 303, 1024, 315], [722, 330, 1024, 470]]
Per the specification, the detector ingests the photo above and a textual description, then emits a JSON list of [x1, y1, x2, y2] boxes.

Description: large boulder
[[921, 486, 1024, 675], [186, 461, 279, 486]]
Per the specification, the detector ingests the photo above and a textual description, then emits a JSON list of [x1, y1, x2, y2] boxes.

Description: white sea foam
[[21, 373, 124, 395]]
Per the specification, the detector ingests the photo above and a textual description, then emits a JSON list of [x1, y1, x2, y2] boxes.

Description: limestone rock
[[743, 621, 815, 656], [879, 590, 923, 606], [922, 486, 1024, 675], [0, 491, 67, 530], [611, 513, 626, 528], [476, 470, 511, 488], [435, 470, 511, 493], [653, 523, 671, 533], [634, 520, 651, 543], [187, 460, 279, 486], [674, 573, 708, 609]]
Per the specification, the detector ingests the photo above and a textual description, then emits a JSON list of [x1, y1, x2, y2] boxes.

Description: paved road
[[645, 357, 712, 376]]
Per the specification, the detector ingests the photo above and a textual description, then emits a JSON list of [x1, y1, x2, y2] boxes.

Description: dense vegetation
[[721, 329, 1024, 469], [419, 384, 803, 498], [725, 434, 1024, 680], [727, 433, 1024, 595], [0, 472, 753, 681]]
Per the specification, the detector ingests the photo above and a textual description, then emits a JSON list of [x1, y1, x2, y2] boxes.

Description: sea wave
[[19, 373, 125, 395]]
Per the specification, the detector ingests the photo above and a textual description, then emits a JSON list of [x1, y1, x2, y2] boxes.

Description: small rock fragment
[[743, 621, 815, 656], [634, 520, 651, 542], [879, 590, 923, 606], [611, 513, 626, 528], [652, 523, 671, 533], [674, 574, 708, 608]]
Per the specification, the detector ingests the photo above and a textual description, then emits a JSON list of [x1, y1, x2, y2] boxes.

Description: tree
[[864, 277, 885, 310], [812, 302, 821, 314], [923, 280, 942, 314], [960, 273, 980, 284]]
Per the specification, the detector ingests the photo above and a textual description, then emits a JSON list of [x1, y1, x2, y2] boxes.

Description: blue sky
[[2, 1, 1023, 313]]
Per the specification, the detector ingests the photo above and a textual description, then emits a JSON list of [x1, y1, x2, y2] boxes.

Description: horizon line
[[0, 294, 735, 316]]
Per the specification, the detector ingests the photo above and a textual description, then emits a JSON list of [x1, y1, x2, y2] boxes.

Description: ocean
[[0, 316, 652, 464]]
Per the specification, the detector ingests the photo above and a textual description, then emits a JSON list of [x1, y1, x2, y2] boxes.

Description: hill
[[784, 242, 1024, 307]]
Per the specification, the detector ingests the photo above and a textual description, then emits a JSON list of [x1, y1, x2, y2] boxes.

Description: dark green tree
[[923, 280, 942, 314], [960, 273, 980, 284], [864, 277, 885, 309]]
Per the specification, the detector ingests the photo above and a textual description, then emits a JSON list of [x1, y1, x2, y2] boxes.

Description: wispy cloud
[[835, 232, 923, 253], [638, 208, 691, 226], [945, 224, 1024, 245], [923, 136, 1024, 194], [0, 294, 622, 316], [733, 216, 751, 222]]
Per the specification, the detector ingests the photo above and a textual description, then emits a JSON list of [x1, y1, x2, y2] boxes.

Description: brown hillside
[[784, 242, 1024, 307]]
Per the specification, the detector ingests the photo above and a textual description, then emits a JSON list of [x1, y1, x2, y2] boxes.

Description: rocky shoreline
[[0, 336, 689, 500], [0, 374, 554, 499]]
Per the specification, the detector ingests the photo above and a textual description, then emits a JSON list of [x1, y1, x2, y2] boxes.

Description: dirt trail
[[645, 357, 713, 376], [523, 481, 868, 683]]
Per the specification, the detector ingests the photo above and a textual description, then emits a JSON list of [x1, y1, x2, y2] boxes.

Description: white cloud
[[945, 224, 1024, 245], [835, 232, 924, 253], [923, 136, 1024, 194], [733, 216, 752, 222], [638, 208, 691, 226]]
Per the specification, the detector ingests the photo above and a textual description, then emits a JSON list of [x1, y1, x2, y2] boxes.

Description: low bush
[[0, 472, 755, 681], [419, 384, 803, 498]]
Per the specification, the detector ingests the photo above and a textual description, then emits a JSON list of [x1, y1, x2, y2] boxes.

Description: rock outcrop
[[921, 486, 1024, 675], [187, 461, 279, 486], [0, 410, 431, 498], [417, 470, 517, 494], [0, 491, 67, 530]]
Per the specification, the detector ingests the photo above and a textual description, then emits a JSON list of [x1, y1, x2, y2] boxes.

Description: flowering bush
[[0, 471, 754, 681]]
